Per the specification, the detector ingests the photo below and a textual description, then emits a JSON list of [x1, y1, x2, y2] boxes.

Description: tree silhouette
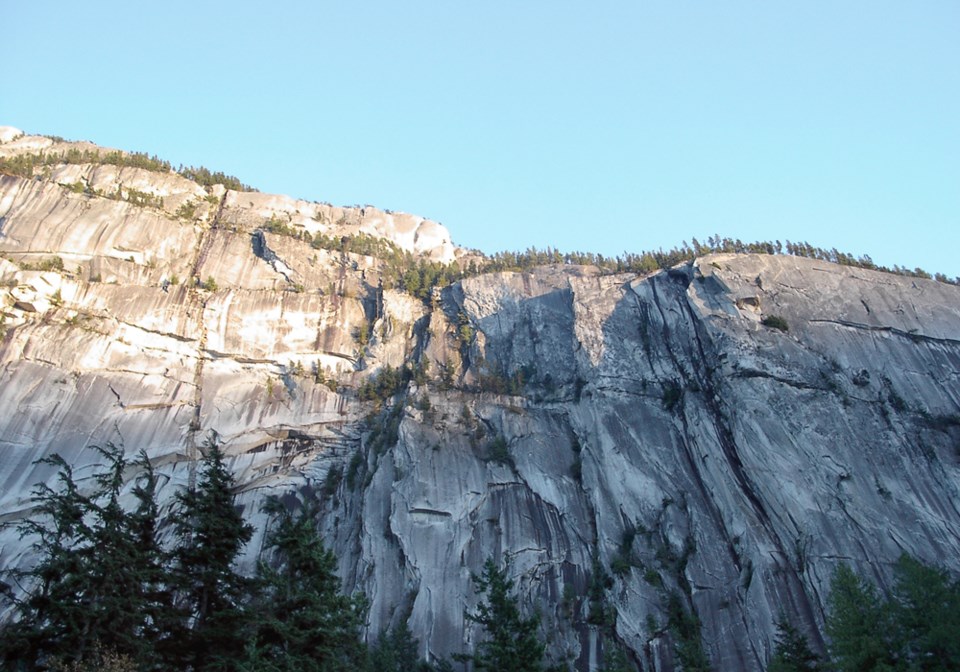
[[456, 558, 546, 672]]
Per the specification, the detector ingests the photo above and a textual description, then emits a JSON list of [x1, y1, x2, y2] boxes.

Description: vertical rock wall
[[1, 130, 959, 670]]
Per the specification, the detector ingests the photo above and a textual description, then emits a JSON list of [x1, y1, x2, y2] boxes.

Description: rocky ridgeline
[[1, 126, 959, 671]]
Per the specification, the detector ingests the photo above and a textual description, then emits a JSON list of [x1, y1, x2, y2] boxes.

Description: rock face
[[2, 127, 959, 670]]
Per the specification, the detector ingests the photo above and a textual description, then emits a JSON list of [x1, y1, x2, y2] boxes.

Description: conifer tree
[[73, 445, 164, 664], [367, 619, 434, 672], [768, 616, 822, 672], [170, 440, 254, 671], [457, 558, 547, 672], [127, 450, 177, 667], [365, 607, 459, 672], [244, 497, 367, 672], [0, 454, 92, 670], [0, 446, 168, 671], [889, 554, 960, 671], [825, 563, 897, 672]]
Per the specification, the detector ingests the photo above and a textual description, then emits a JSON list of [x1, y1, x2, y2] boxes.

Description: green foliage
[[310, 232, 465, 300], [314, 365, 338, 392], [768, 617, 822, 672], [322, 465, 343, 500], [2, 148, 958, 286], [470, 239, 959, 286], [0, 445, 169, 671], [666, 591, 710, 671], [456, 311, 474, 349], [367, 403, 404, 454], [244, 499, 367, 672], [368, 619, 449, 672], [762, 315, 790, 332], [178, 164, 255, 191], [262, 214, 297, 236], [355, 321, 371, 347], [0, 152, 46, 177], [826, 563, 898, 672], [0, 147, 255, 192], [415, 393, 432, 413], [888, 555, 960, 670], [0, 148, 172, 178], [176, 200, 198, 220], [358, 364, 406, 404], [345, 452, 365, 490], [202, 276, 219, 292], [456, 558, 547, 672], [47, 645, 139, 672], [122, 187, 163, 209], [832, 557, 960, 671], [486, 435, 513, 467], [411, 359, 430, 386], [598, 641, 635, 672], [643, 568, 664, 588], [170, 441, 254, 671], [0, 440, 413, 672], [20, 255, 66, 272], [662, 381, 683, 411], [357, 363, 426, 404], [587, 555, 615, 627], [610, 524, 640, 577]]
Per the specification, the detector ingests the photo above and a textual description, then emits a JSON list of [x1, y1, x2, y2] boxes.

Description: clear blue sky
[[3, 2, 959, 277]]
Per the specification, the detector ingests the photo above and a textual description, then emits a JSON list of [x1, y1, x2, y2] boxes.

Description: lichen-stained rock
[[1, 131, 959, 671]]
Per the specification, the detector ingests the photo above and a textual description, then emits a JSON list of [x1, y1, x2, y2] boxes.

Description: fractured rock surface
[[1, 127, 958, 670]]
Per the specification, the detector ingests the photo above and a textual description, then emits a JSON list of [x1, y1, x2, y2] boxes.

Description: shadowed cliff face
[[2, 128, 959, 671]]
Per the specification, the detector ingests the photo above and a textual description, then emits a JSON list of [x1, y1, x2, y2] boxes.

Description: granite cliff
[[1, 126, 959, 671]]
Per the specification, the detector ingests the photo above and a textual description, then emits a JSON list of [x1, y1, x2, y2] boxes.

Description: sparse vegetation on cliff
[[762, 315, 790, 332], [0, 147, 255, 192]]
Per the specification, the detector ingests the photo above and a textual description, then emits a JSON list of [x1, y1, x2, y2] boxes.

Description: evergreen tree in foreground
[[768, 617, 822, 672], [367, 617, 456, 672], [887, 554, 960, 671], [170, 440, 254, 671], [367, 620, 424, 672], [243, 497, 367, 672], [824, 556, 960, 672], [0, 445, 167, 671], [456, 558, 547, 672], [825, 563, 897, 672]]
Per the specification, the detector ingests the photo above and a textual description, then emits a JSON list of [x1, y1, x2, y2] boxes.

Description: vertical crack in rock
[[646, 275, 768, 668], [678, 275, 827, 652]]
